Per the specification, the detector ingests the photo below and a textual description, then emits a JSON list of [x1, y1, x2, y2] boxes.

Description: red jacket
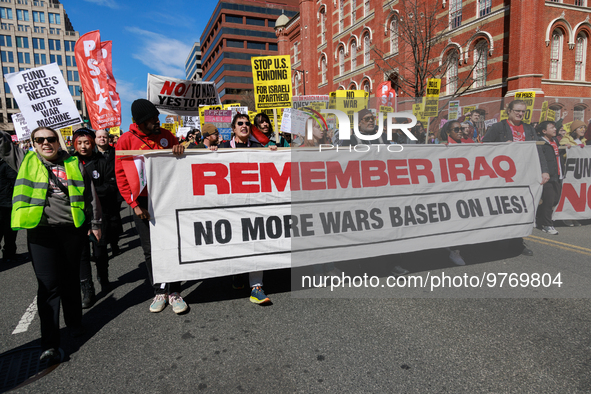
[[115, 123, 178, 208]]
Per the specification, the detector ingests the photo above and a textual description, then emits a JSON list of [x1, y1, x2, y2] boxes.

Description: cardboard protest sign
[[514, 91, 536, 124], [280, 107, 310, 136], [148, 74, 220, 116], [182, 116, 200, 129], [6, 64, 82, 130], [177, 127, 191, 138], [547, 109, 556, 122], [463, 106, 477, 116], [109, 126, 120, 136], [204, 109, 232, 140], [146, 143, 543, 283], [161, 123, 176, 135], [60, 126, 72, 137], [12, 113, 31, 141], [500, 110, 508, 121], [424, 78, 440, 117], [553, 146, 591, 220], [448, 100, 460, 120], [539, 101, 549, 123], [412, 98, 428, 124], [251, 55, 292, 111], [74, 30, 120, 129]]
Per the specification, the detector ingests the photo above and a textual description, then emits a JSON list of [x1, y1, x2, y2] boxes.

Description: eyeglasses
[[362, 116, 376, 122], [34, 136, 58, 144], [236, 121, 251, 126], [451, 127, 461, 133]]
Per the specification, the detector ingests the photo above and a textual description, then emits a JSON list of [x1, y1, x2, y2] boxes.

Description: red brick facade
[[276, 0, 591, 121]]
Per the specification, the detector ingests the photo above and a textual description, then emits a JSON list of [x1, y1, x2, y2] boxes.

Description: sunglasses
[[451, 127, 461, 133], [34, 136, 58, 144], [362, 116, 376, 122], [236, 121, 251, 126]]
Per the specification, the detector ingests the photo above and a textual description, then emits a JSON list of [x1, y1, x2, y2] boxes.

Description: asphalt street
[[2, 207, 591, 393]]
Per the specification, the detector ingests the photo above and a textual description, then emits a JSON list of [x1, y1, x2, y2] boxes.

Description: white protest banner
[[6, 63, 82, 129], [147, 74, 220, 116], [448, 100, 460, 121], [553, 146, 591, 220], [280, 107, 310, 136], [182, 116, 200, 129], [146, 142, 542, 283], [177, 127, 191, 138], [484, 119, 497, 130], [12, 113, 31, 141]]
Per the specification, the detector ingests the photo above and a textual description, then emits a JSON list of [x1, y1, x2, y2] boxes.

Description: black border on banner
[[174, 185, 537, 265]]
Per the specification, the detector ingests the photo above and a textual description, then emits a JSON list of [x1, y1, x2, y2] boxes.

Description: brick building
[[199, 0, 299, 105], [0, 0, 85, 132], [276, 0, 591, 122]]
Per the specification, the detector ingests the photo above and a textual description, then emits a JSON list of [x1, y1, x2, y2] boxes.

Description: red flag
[[75, 30, 121, 129], [100, 40, 121, 120], [376, 81, 397, 112]]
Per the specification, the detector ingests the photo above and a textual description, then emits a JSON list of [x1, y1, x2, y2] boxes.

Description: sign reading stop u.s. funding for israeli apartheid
[[145, 143, 543, 283], [251, 55, 292, 111]]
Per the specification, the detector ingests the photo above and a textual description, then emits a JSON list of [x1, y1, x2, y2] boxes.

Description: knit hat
[[202, 123, 218, 137], [570, 119, 586, 133], [131, 99, 159, 125]]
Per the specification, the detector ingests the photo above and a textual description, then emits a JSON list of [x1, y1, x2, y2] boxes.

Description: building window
[[48, 12, 60, 24], [575, 33, 587, 81], [294, 73, 300, 96], [362, 79, 370, 93], [320, 8, 326, 44], [321, 55, 327, 84], [478, 0, 491, 17], [226, 15, 242, 24], [50, 54, 62, 65], [449, 0, 462, 29], [339, 46, 345, 75], [0, 34, 11, 46], [0, 7, 12, 19], [17, 51, 30, 64], [293, 42, 298, 63], [550, 29, 563, 79], [34, 53, 46, 65], [48, 38, 61, 51], [2, 66, 14, 74], [48, 27, 60, 34], [575, 0, 586, 5], [446, 51, 459, 95], [65, 55, 75, 66], [32, 11, 44, 22], [351, 0, 356, 25], [67, 70, 79, 82], [474, 41, 488, 88], [364, 0, 369, 16], [574, 105, 585, 121], [364, 33, 370, 65], [32, 37, 44, 49], [16, 9, 28, 21], [15, 36, 28, 48], [351, 40, 357, 71], [339, 0, 344, 32], [390, 17, 398, 54], [1, 50, 13, 62], [64, 40, 75, 51], [269, 43, 277, 51], [246, 41, 265, 50], [33, 26, 45, 33], [246, 17, 265, 26]]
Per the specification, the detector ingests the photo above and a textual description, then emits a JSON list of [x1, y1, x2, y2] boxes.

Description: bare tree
[[374, 0, 492, 104]]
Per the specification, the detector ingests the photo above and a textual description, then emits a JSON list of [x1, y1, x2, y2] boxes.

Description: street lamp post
[[293, 69, 306, 96]]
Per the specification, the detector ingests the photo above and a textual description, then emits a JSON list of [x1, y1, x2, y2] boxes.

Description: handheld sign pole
[[273, 108, 279, 143]]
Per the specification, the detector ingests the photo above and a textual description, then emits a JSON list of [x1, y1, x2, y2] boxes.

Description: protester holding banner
[[115, 99, 188, 314], [193, 124, 220, 150], [0, 127, 102, 364], [535, 121, 564, 235], [253, 112, 290, 148], [439, 121, 463, 144], [482, 99, 549, 256], [95, 129, 123, 255], [73, 128, 117, 307], [220, 113, 273, 304]]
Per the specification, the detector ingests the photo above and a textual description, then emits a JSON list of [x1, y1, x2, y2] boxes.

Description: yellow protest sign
[[330, 90, 370, 124], [412, 98, 428, 124], [539, 101, 548, 123], [109, 126, 120, 136], [161, 123, 176, 136], [563, 121, 573, 134], [547, 109, 556, 122], [251, 55, 292, 111], [463, 106, 477, 116], [514, 91, 536, 124], [500, 110, 508, 121], [424, 78, 440, 117], [60, 126, 72, 137]]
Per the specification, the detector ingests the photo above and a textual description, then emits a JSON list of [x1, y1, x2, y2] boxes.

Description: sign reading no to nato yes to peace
[[251, 55, 292, 111]]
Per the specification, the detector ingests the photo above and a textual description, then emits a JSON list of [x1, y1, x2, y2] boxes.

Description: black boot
[[81, 280, 95, 309], [97, 265, 111, 293]]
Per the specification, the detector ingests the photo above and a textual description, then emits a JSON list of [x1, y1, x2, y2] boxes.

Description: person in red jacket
[[115, 99, 188, 314]]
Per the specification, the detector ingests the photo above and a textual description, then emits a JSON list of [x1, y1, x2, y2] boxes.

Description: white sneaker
[[542, 226, 559, 235], [448, 249, 465, 266], [149, 293, 168, 313], [168, 292, 188, 314]]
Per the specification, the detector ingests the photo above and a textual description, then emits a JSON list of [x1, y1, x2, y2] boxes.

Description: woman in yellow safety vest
[[0, 126, 102, 365]]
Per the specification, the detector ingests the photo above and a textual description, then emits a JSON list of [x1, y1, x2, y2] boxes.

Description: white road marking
[[12, 297, 37, 334]]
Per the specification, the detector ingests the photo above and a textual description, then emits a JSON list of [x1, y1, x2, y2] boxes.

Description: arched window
[[550, 29, 563, 79], [321, 55, 327, 84], [320, 7, 326, 44], [351, 0, 356, 25], [575, 33, 587, 81], [339, 46, 345, 75], [446, 51, 459, 95], [339, 0, 344, 32], [574, 105, 586, 121], [362, 79, 371, 93], [390, 17, 398, 54], [364, 33, 370, 65], [351, 39, 357, 71], [474, 41, 488, 88]]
